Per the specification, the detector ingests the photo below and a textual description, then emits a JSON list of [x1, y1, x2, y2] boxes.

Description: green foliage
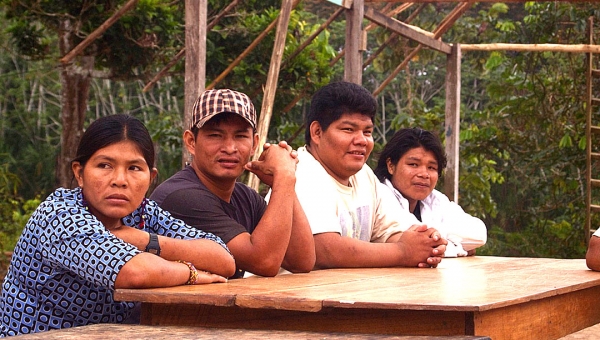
[[1, 0, 599, 261], [0, 155, 39, 252]]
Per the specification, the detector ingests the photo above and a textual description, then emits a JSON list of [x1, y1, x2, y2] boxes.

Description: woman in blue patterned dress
[[0, 114, 236, 336]]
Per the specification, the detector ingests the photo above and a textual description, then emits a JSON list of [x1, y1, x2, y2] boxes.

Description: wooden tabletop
[[115, 256, 600, 313]]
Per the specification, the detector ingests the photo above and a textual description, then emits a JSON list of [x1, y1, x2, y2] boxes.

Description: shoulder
[[350, 164, 379, 190], [232, 182, 264, 202], [151, 167, 209, 204], [426, 189, 451, 205]]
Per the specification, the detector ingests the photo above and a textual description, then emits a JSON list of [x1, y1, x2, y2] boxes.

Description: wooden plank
[[142, 303, 470, 336], [247, 0, 297, 190], [363, 6, 452, 54], [59, 0, 139, 64], [461, 43, 600, 53], [473, 286, 600, 340], [183, 0, 206, 166], [345, 0, 365, 84], [560, 322, 600, 339], [6, 323, 492, 339], [444, 43, 461, 202], [365, 0, 600, 2]]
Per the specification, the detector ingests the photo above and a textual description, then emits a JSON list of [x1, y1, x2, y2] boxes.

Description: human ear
[[150, 168, 158, 183], [309, 121, 322, 146], [72, 162, 84, 187], [183, 130, 196, 156], [386, 158, 395, 175], [252, 133, 259, 154]]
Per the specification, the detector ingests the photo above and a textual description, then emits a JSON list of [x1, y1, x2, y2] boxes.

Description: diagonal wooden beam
[[363, 5, 452, 54], [60, 0, 139, 64], [372, 1, 474, 96], [143, 0, 242, 92]]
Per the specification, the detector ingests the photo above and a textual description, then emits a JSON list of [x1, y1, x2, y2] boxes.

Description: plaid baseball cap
[[190, 89, 256, 131]]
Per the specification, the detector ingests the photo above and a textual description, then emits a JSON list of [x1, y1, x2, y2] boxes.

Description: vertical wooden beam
[[345, 0, 364, 84], [585, 16, 594, 244], [444, 44, 461, 202], [247, 0, 296, 190], [183, 0, 206, 167]]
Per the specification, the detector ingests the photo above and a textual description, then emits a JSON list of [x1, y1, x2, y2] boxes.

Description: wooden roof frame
[[59, 0, 600, 198]]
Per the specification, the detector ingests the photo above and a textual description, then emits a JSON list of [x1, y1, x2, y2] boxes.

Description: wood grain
[[115, 256, 600, 340]]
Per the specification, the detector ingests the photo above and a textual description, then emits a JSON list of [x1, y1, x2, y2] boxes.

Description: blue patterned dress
[[0, 187, 227, 336]]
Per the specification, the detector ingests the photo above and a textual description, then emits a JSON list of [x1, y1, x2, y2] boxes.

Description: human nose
[[111, 168, 128, 187], [416, 167, 430, 179], [221, 136, 238, 153], [353, 132, 368, 146]]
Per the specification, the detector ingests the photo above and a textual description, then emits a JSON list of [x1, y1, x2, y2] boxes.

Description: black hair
[[304, 81, 377, 146], [374, 128, 447, 182], [72, 114, 155, 169]]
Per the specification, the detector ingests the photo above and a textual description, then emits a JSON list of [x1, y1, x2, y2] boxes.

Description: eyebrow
[[203, 126, 252, 134], [338, 120, 374, 129], [93, 154, 146, 164], [406, 155, 438, 165]]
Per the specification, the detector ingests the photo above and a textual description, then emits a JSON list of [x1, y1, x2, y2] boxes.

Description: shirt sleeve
[[371, 182, 421, 243], [42, 202, 140, 290], [439, 200, 487, 250], [141, 198, 229, 250], [294, 165, 344, 236], [152, 188, 248, 245]]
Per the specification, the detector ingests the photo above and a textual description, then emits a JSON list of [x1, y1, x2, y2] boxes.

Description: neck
[[192, 167, 235, 203]]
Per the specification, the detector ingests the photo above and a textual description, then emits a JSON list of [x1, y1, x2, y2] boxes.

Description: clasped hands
[[245, 141, 298, 187], [398, 224, 448, 268]]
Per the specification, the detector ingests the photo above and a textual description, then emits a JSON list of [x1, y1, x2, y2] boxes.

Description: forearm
[[159, 237, 235, 278], [240, 175, 296, 275], [587, 236, 600, 271], [314, 233, 404, 269], [281, 194, 316, 273], [110, 226, 235, 278], [115, 253, 190, 289]]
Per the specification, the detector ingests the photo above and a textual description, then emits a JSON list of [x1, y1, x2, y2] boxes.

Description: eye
[[98, 163, 111, 169], [130, 165, 143, 171], [364, 130, 373, 136]]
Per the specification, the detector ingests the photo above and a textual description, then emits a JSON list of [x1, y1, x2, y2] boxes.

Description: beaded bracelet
[[177, 260, 199, 285]]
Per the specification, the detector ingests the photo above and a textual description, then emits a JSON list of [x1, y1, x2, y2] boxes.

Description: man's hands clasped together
[[245, 141, 298, 187], [397, 225, 447, 268]]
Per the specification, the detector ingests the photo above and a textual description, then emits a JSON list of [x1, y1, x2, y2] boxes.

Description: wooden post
[[444, 44, 461, 202], [345, 0, 364, 84], [247, 0, 296, 190], [183, 0, 206, 167]]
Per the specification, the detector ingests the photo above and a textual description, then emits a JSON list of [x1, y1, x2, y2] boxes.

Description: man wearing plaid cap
[[151, 89, 315, 278]]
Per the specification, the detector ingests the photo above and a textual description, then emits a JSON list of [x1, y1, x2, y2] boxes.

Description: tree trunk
[[56, 19, 92, 189]]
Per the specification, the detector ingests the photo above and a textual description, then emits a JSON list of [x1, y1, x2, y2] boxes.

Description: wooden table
[[115, 256, 600, 340]]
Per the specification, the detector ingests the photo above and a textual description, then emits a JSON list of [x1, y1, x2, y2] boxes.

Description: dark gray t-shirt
[[150, 166, 267, 278]]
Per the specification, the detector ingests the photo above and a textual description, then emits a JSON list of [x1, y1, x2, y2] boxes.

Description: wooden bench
[[558, 322, 600, 339], [11, 324, 492, 339]]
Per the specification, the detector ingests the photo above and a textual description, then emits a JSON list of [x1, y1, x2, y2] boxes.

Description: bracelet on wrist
[[177, 260, 199, 285]]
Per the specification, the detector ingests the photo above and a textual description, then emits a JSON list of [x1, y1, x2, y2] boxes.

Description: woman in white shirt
[[373, 128, 487, 257]]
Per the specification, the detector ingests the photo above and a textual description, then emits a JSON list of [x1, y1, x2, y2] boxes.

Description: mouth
[[106, 194, 129, 203], [217, 158, 240, 168], [347, 150, 366, 157], [413, 182, 430, 189]]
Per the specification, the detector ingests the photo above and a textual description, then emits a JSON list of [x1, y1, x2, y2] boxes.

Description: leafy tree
[[1, 0, 184, 188]]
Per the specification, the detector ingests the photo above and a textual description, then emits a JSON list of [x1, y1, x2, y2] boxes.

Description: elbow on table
[[283, 255, 316, 274], [586, 254, 600, 271], [246, 257, 286, 277], [219, 259, 237, 278]]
